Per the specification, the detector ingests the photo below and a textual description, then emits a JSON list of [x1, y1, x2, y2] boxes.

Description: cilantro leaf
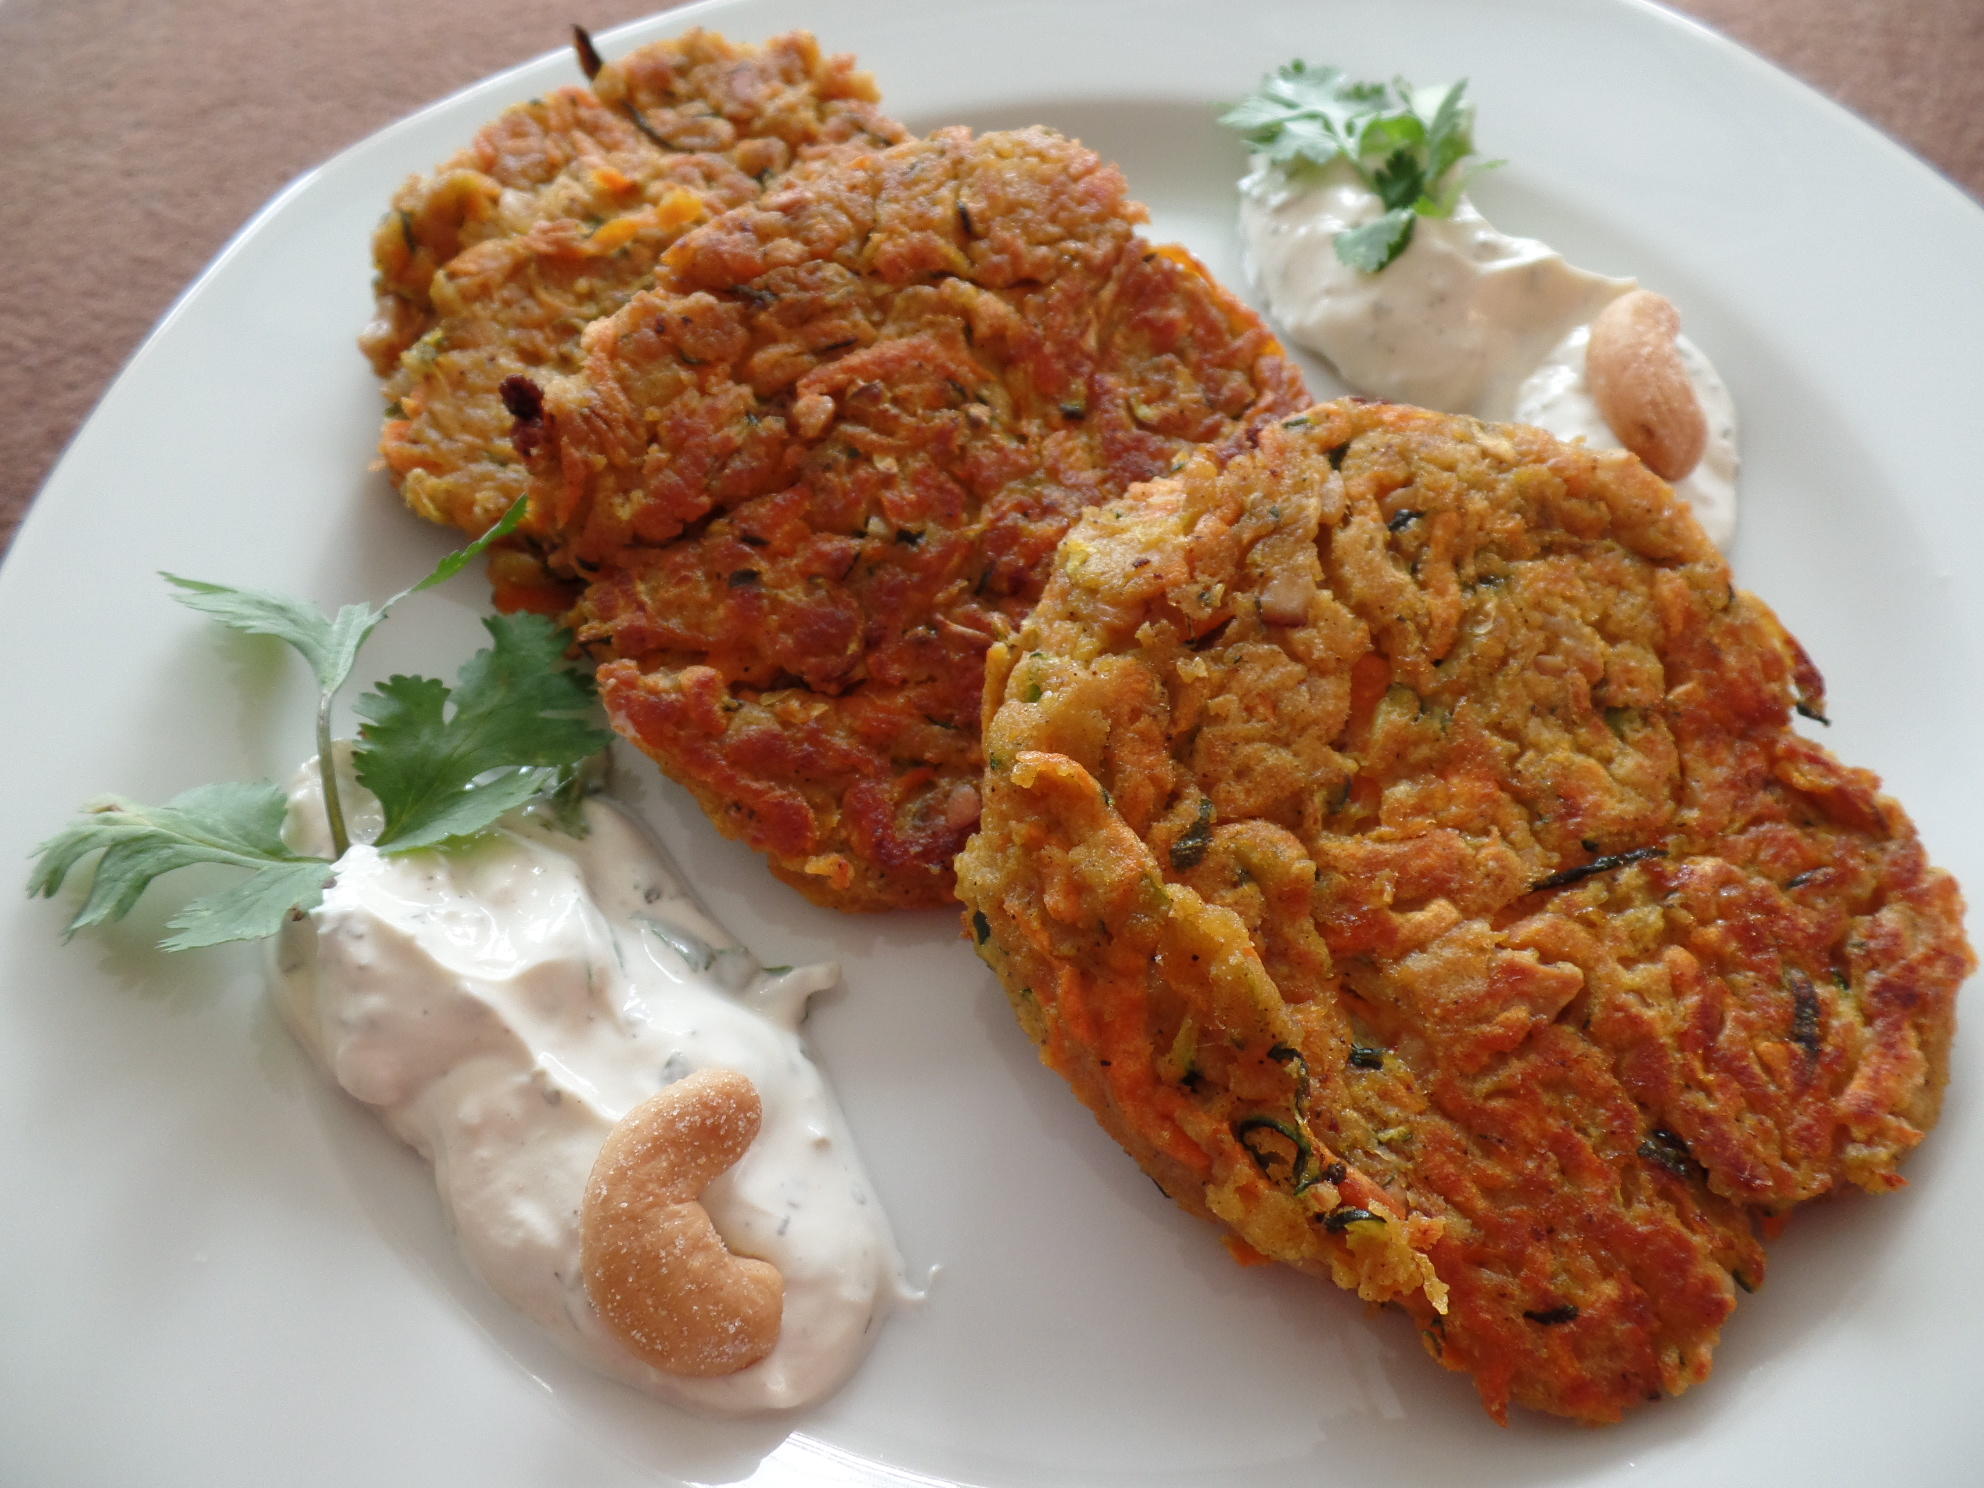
[[161, 497, 530, 857], [1219, 62, 1376, 170], [161, 496, 529, 698], [355, 612, 613, 852], [410, 498, 531, 596], [1424, 81, 1473, 185], [159, 578, 354, 693], [26, 500, 607, 953], [1335, 209, 1417, 272], [27, 782, 332, 946], [160, 860, 344, 951], [1370, 149, 1426, 212], [1222, 60, 1491, 272], [1358, 111, 1426, 164]]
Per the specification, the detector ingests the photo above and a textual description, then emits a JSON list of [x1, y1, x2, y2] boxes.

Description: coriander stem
[[316, 691, 350, 860]]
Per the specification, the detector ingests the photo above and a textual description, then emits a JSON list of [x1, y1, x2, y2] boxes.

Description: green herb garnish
[[1219, 61, 1495, 272], [353, 610, 606, 852], [28, 502, 612, 949], [163, 497, 528, 858], [25, 784, 339, 952]]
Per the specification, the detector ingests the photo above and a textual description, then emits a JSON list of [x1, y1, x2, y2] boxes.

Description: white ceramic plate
[[4, 0, 1980, 1482]]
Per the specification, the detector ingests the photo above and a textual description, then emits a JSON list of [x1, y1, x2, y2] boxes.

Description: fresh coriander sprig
[[26, 782, 340, 951], [162, 498, 530, 856], [1220, 61, 1495, 272], [28, 508, 613, 949], [354, 610, 609, 851]]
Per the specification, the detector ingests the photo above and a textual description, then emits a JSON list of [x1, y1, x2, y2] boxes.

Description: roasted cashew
[[1585, 289, 1708, 482], [581, 1067, 784, 1376]]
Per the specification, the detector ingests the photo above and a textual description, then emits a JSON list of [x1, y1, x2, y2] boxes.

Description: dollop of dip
[[1239, 157, 1738, 547], [273, 763, 905, 1414]]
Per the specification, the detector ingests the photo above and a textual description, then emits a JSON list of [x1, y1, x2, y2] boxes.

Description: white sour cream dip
[[273, 762, 906, 1414], [1238, 157, 1739, 547]]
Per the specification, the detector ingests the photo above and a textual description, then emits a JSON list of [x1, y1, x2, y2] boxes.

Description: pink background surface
[[2, 0, 1979, 557]]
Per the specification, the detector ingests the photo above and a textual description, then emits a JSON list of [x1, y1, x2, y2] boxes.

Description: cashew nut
[[1585, 289, 1708, 482], [580, 1067, 784, 1377]]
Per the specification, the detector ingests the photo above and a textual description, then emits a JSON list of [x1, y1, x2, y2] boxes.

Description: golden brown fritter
[[362, 30, 905, 558], [526, 127, 1309, 909], [955, 400, 1970, 1423]]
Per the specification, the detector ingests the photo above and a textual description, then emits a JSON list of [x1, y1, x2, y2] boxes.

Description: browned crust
[[364, 30, 907, 550], [955, 400, 1971, 1422], [534, 127, 1308, 909]]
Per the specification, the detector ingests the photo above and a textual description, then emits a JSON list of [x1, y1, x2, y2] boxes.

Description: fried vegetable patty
[[363, 30, 905, 560], [528, 126, 1308, 909], [956, 400, 1971, 1422]]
